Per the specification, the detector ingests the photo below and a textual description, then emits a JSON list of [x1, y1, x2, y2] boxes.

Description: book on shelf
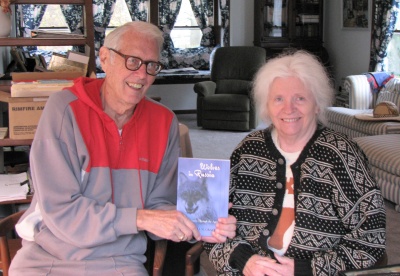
[[31, 30, 85, 39], [48, 53, 88, 75], [11, 79, 74, 97], [0, 127, 8, 139], [298, 14, 320, 23], [10, 47, 28, 72], [67, 50, 90, 65], [176, 157, 230, 237], [338, 263, 400, 276]]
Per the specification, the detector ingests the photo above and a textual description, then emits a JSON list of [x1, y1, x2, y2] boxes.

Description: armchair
[[194, 46, 266, 131]]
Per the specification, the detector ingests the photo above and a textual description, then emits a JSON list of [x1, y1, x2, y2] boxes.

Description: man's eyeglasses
[[107, 48, 163, 76]]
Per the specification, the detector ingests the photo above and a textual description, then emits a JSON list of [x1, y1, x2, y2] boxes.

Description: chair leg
[[185, 242, 204, 276], [152, 239, 168, 276]]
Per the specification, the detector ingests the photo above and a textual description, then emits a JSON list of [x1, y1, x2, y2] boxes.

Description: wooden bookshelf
[[0, 0, 96, 77]]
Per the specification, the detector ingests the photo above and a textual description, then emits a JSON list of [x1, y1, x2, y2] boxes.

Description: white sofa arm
[[343, 75, 375, 109]]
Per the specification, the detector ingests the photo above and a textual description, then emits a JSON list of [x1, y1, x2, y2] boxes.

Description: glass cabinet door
[[262, 0, 288, 38]]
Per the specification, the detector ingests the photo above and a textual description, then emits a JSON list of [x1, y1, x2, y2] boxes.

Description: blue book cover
[[177, 157, 230, 237]]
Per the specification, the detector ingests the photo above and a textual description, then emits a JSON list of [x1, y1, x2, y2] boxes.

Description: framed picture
[[342, 0, 370, 30]]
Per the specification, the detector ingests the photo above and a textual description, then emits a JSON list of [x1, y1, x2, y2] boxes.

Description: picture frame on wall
[[342, 0, 370, 30]]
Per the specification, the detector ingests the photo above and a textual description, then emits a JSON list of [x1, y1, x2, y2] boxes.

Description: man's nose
[[135, 63, 148, 77]]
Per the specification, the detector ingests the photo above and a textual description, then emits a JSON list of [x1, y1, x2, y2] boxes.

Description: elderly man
[[10, 21, 236, 275]]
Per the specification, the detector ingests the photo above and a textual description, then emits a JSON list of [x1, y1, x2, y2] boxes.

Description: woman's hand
[[243, 254, 277, 276], [201, 214, 237, 243], [254, 253, 294, 276], [202, 203, 237, 243]]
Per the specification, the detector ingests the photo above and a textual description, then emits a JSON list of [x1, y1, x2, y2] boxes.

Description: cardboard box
[[0, 72, 83, 140], [0, 91, 47, 139]]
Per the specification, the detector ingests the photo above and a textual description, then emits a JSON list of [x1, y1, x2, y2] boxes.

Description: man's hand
[[137, 209, 201, 242]]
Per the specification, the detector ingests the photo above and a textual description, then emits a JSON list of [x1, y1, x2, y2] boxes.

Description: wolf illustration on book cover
[[177, 157, 230, 236]]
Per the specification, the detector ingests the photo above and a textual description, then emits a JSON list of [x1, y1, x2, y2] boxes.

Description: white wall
[[323, 0, 372, 89], [147, 83, 197, 111], [230, 0, 254, 46]]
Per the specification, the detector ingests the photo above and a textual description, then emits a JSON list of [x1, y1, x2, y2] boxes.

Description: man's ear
[[99, 47, 109, 71]]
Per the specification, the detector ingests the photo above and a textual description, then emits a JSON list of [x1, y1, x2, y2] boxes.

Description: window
[[170, 0, 202, 48], [385, 19, 400, 76], [38, 5, 71, 52], [38, 1, 212, 50], [107, 0, 132, 35]]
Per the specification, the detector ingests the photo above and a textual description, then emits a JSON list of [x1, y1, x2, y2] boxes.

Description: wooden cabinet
[[0, 0, 96, 77], [254, 0, 324, 58]]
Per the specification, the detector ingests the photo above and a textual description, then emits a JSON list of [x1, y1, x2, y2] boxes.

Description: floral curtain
[[219, 0, 230, 46], [125, 0, 148, 21], [93, 0, 116, 64], [60, 5, 84, 35], [369, 0, 400, 71], [161, 0, 229, 70], [15, 5, 47, 50], [159, 0, 182, 53], [60, 5, 85, 53], [189, 0, 215, 47]]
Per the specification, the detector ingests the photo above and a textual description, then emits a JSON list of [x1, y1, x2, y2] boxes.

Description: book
[[10, 47, 28, 72], [338, 264, 400, 275], [0, 172, 29, 202], [67, 50, 90, 65], [31, 30, 85, 39], [0, 127, 8, 139], [177, 157, 230, 237], [48, 53, 88, 75], [11, 79, 74, 97]]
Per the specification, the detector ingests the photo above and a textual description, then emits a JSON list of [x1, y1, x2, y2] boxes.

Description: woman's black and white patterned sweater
[[203, 126, 386, 276]]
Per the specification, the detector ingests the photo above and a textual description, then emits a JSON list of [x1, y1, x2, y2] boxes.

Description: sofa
[[326, 73, 400, 212], [326, 74, 400, 137]]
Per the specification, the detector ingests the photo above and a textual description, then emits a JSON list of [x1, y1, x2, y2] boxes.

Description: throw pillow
[[377, 78, 400, 108], [384, 77, 400, 92], [376, 90, 400, 109]]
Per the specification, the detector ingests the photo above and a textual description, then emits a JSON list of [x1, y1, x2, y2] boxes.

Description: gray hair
[[103, 21, 164, 53], [252, 50, 334, 126]]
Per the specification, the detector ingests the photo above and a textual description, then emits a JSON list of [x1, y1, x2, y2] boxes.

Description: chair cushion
[[353, 134, 400, 177], [216, 80, 251, 95], [202, 118, 250, 131], [203, 110, 249, 122], [353, 134, 400, 209], [203, 94, 250, 111]]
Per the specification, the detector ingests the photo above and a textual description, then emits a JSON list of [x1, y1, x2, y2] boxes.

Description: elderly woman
[[203, 51, 386, 276]]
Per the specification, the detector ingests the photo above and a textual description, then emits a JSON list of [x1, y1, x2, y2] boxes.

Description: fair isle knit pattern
[[203, 127, 386, 276]]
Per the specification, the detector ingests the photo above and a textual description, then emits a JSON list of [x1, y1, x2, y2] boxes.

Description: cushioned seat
[[353, 134, 400, 212], [203, 94, 250, 111], [194, 46, 266, 131]]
